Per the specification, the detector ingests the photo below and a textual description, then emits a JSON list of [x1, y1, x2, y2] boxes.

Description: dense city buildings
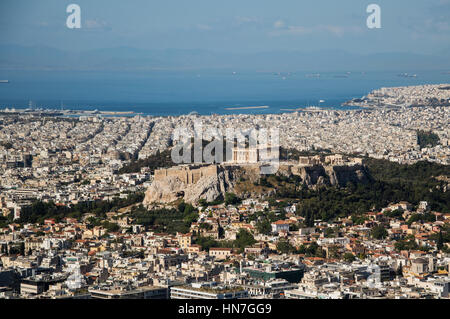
[[0, 85, 449, 299]]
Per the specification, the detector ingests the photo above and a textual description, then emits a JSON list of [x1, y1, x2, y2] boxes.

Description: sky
[[0, 0, 450, 55]]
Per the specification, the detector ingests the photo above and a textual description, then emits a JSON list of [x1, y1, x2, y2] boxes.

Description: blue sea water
[[0, 70, 448, 116]]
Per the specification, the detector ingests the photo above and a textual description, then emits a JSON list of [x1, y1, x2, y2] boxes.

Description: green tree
[[234, 229, 255, 251], [177, 201, 186, 213], [102, 221, 120, 233], [256, 219, 271, 235], [225, 193, 240, 206], [417, 130, 440, 149], [194, 236, 219, 251], [437, 231, 444, 251], [182, 203, 198, 224], [218, 226, 225, 239], [327, 246, 340, 259], [351, 214, 368, 225], [343, 253, 356, 263], [305, 242, 320, 257], [371, 225, 388, 240], [395, 239, 418, 251], [324, 227, 335, 238], [198, 199, 208, 207], [277, 240, 295, 254], [183, 203, 195, 215], [397, 263, 403, 277], [199, 223, 213, 230], [384, 209, 403, 219]]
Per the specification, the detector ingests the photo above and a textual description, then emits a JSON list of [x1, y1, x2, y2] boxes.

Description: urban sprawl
[[0, 84, 449, 299]]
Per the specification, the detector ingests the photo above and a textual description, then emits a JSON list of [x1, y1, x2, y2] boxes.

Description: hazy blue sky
[[1, 0, 450, 55]]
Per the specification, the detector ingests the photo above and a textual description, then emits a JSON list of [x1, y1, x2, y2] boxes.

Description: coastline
[[2, 70, 449, 117], [0, 105, 359, 118], [224, 105, 269, 110], [1, 82, 448, 118]]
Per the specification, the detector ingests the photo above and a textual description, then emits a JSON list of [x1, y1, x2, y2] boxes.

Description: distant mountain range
[[0, 44, 449, 72]]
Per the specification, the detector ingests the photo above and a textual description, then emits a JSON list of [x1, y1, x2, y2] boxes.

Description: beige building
[[228, 145, 278, 164], [209, 247, 233, 260], [410, 258, 429, 275], [186, 244, 202, 253], [177, 233, 192, 249], [230, 147, 259, 164], [298, 154, 364, 167], [298, 155, 322, 166], [24, 238, 43, 252]]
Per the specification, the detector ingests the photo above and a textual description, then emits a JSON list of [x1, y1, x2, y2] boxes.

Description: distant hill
[[1, 44, 449, 72]]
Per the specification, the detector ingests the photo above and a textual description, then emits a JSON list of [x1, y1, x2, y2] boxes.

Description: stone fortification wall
[[154, 164, 218, 185]]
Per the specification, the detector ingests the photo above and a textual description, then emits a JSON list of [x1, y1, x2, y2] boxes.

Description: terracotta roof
[[272, 220, 290, 225]]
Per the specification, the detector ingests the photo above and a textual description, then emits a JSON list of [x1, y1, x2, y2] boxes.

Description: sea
[[0, 69, 448, 116]]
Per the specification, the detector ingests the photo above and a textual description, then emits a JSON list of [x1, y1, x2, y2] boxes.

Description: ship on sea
[[397, 73, 417, 78], [333, 74, 349, 78], [0, 80, 9, 83]]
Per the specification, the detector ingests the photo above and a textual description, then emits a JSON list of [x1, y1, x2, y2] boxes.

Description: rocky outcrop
[[324, 165, 371, 187], [289, 163, 370, 188], [295, 165, 328, 186], [143, 165, 242, 205], [143, 162, 371, 206]]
